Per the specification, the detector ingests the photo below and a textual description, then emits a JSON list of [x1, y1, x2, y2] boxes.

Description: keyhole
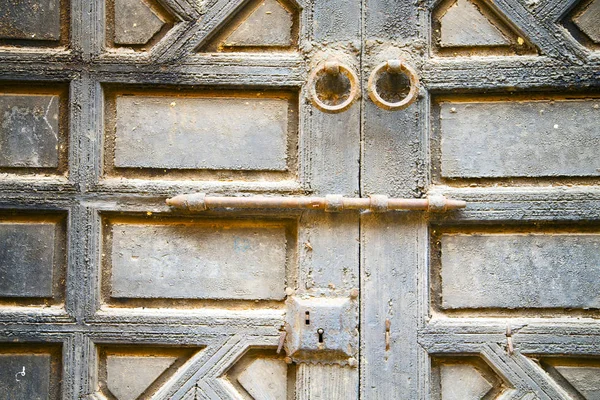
[[305, 311, 310, 325], [317, 328, 324, 343]]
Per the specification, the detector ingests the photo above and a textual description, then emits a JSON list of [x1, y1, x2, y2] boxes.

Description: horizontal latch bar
[[165, 193, 466, 213]]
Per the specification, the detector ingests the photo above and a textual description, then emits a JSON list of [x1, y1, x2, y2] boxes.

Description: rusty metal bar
[[165, 193, 466, 213]]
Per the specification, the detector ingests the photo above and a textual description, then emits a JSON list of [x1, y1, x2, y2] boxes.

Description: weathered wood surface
[[113, 95, 291, 171], [0, 222, 56, 298], [0, 0, 598, 398], [438, 98, 600, 178], [0, 94, 60, 168], [0, 353, 53, 399], [0, 0, 61, 41], [109, 219, 289, 300], [438, 0, 510, 47], [0, 0, 362, 397], [362, 0, 600, 399]]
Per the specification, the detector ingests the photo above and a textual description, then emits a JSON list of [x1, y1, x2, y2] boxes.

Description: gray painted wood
[[223, 0, 294, 47], [237, 358, 288, 400], [114, 95, 290, 171], [0, 0, 362, 397], [361, 0, 428, 399], [106, 355, 176, 400], [439, 364, 493, 400], [0, 353, 52, 400], [362, 0, 600, 399], [113, 0, 166, 46], [0, 94, 60, 168], [296, 364, 358, 400], [109, 220, 288, 300], [555, 366, 600, 399], [0, 222, 56, 298], [361, 213, 426, 399], [0, 0, 598, 398], [0, 0, 61, 41], [440, 233, 600, 309], [292, 0, 362, 395], [439, 0, 510, 47], [574, 0, 600, 43], [439, 99, 600, 178]]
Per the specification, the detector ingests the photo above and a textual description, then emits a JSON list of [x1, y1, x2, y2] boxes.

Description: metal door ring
[[309, 60, 359, 113], [368, 60, 419, 110]]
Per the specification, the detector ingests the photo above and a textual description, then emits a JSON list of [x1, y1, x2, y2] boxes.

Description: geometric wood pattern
[[224, 349, 290, 400], [432, 0, 536, 55], [564, 0, 600, 51], [199, 0, 299, 52], [224, 0, 294, 47], [439, 364, 494, 399], [114, 0, 167, 46], [106, 355, 176, 400], [421, 334, 600, 400], [96, 345, 202, 399], [431, 356, 506, 400], [106, 0, 175, 51], [573, 0, 600, 43], [540, 358, 600, 400], [238, 358, 288, 400], [0, 0, 599, 400], [439, 0, 510, 47], [555, 366, 600, 399]]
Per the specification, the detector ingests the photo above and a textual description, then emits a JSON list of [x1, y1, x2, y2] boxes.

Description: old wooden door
[[1, 0, 363, 398], [0, 0, 599, 399], [360, 0, 600, 399]]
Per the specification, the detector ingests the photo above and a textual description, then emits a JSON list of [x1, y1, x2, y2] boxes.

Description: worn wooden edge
[[427, 186, 600, 221], [422, 56, 600, 90]]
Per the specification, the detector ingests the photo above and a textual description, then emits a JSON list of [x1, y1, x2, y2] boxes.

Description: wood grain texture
[[296, 364, 358, 400], [361, 213, 428, 399], [0, 0, 598, 398], [0, 0, 361, 397], [362, 0, 600, 399]]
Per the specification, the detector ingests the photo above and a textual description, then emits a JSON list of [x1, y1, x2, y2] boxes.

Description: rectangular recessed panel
[[109, 221, 289, 300], [439, 99, 600, 178], [0, 354, 52, 399], [0, 0, 61, 41], [114, 95, 290, 171], [440, 233, 600, 309], [0, 223, 56, 298], [0, 94, 60, 168]]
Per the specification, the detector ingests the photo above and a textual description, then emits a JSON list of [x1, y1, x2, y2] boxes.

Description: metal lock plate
[[284, 295, 358, 365]]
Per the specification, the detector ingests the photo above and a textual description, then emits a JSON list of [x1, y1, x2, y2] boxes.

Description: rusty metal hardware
[[277, 330, 287, 354], [385, 319, 391, 351], [166, 193, 466, 212], [284, 295, 358, 365], [368, 59, 420, 110], [506, 324, 514, 355], [308, 60, 360, 113]]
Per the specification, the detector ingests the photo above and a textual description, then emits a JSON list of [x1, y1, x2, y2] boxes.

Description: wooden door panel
[[362, 0, 600, 399], [0, 0, 361, 398], [434, 96, 600, 180], [2, 0, 597, 397]]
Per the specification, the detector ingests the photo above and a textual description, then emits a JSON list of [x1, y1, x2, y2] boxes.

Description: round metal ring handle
[[308, 60, 360, 113], [368, 60, 420, 111]]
